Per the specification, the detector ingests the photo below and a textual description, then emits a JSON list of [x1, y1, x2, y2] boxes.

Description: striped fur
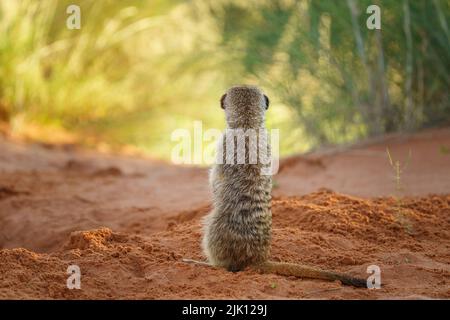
[[202, 85, 272, 271]]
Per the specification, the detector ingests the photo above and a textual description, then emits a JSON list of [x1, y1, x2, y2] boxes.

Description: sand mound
[[274, 189, 450, 242], [64, 228, 117, 250], [1, 191, 449, 299]]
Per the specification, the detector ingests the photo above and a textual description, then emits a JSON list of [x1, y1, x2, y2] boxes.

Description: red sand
[[1, 128, 450, 299]]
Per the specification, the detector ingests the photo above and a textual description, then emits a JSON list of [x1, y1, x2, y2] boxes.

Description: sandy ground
[[0, 128, 449, 299]]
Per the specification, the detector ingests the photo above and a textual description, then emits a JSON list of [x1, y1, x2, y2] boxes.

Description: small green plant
[[270, 282, 277, 289], [439, 145, 450, 155], [386, 148, 414, 234], [386, 148, 412, 192]]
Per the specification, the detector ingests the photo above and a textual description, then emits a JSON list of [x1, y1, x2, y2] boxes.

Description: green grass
[[440, 145, 450, 155], [5, 1, 445, 161], [0, 0, 307, 161]]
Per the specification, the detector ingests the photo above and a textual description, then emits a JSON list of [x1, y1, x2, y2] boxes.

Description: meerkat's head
[[220, 85, 269, 129]]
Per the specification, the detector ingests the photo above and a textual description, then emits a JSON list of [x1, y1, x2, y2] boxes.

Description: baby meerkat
[[184, 85, 366, 288]]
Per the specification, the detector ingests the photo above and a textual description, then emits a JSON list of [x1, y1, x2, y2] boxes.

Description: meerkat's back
[[202, 86, 272, 272]]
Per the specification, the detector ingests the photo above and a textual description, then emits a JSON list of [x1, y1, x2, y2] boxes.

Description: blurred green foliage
[[0, 0, 228, 158], [207, 0, 450, 145], [0, 0, 449, 160]]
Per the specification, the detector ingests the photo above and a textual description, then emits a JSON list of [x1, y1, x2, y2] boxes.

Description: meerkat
[[184, 85, 366, 288]]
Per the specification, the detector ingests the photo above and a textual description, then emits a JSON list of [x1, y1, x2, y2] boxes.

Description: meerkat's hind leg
[[182, 258, 213, 267], [182, 258, 245, 274]]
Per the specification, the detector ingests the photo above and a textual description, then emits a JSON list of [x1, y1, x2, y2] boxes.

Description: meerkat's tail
[[256, 261, 367, 288]]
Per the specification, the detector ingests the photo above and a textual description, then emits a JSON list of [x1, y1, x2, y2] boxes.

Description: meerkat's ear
[[220, 93, 226, 109], [264, 94, 270, 110]]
